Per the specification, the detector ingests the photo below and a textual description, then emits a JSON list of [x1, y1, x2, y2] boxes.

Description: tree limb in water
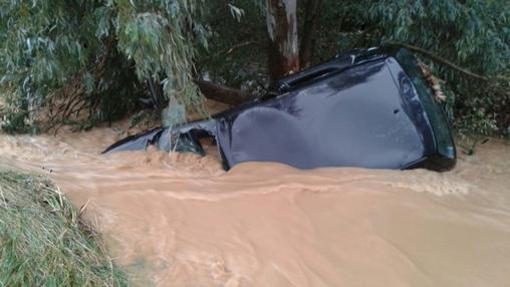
[[195, 80, 251, 106]]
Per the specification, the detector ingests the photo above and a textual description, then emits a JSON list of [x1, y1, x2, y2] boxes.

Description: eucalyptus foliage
[[196, 0, 268, 94], [201, 0, 510, 135], [1, 0, 509, 135], [305, 0, 509, 135], [0, 0, 206, 132], [115, 0, 208, 122], [337, 0, 510, 135]]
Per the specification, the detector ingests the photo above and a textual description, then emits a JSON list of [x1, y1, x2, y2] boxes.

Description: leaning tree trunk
[[300, 0, 323, 68], [266, 0, 300, 80]]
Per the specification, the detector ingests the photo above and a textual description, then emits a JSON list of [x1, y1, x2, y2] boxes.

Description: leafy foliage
[[344, 0, 510, 135], [199, 0, 510, 136], [114, 0, 208, 121], [1, 0, 508, 135], [196, 0, 268, 95], [0, 0, 206, 133], [306, 0, 510, 135]]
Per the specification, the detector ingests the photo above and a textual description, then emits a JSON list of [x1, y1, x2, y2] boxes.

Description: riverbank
[[0, 169, 129, 286]]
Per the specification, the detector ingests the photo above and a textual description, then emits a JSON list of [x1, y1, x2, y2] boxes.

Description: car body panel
[[104, 46, 456, 171]]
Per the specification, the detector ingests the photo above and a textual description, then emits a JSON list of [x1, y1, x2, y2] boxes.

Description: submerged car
[[104, 46, 456, 171]]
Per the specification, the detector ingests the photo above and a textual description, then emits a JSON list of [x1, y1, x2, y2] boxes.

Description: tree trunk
[[300, 0, 323, 68], [266, 0, 300, 80]]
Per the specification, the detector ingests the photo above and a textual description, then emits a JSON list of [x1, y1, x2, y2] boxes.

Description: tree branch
[[194, 79, 251, 106], [387, 41, 489, 81], [211, 41, 259, 59]]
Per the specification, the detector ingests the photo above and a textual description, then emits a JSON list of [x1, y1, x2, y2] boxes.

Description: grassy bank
[[0, 169, 129, 286]]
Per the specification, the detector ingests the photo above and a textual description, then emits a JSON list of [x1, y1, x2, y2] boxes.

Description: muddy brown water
[[1, 123, 510, 286]]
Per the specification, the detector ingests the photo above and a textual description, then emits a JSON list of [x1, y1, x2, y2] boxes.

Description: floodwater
[[1, 120, 510, 286]]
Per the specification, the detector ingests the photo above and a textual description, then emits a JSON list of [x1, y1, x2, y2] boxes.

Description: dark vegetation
[[0, 169, 129, 286], [1, 0, 509, 135]]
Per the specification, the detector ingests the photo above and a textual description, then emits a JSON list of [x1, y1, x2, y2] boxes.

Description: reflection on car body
[[104, 46, 456, 171]]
